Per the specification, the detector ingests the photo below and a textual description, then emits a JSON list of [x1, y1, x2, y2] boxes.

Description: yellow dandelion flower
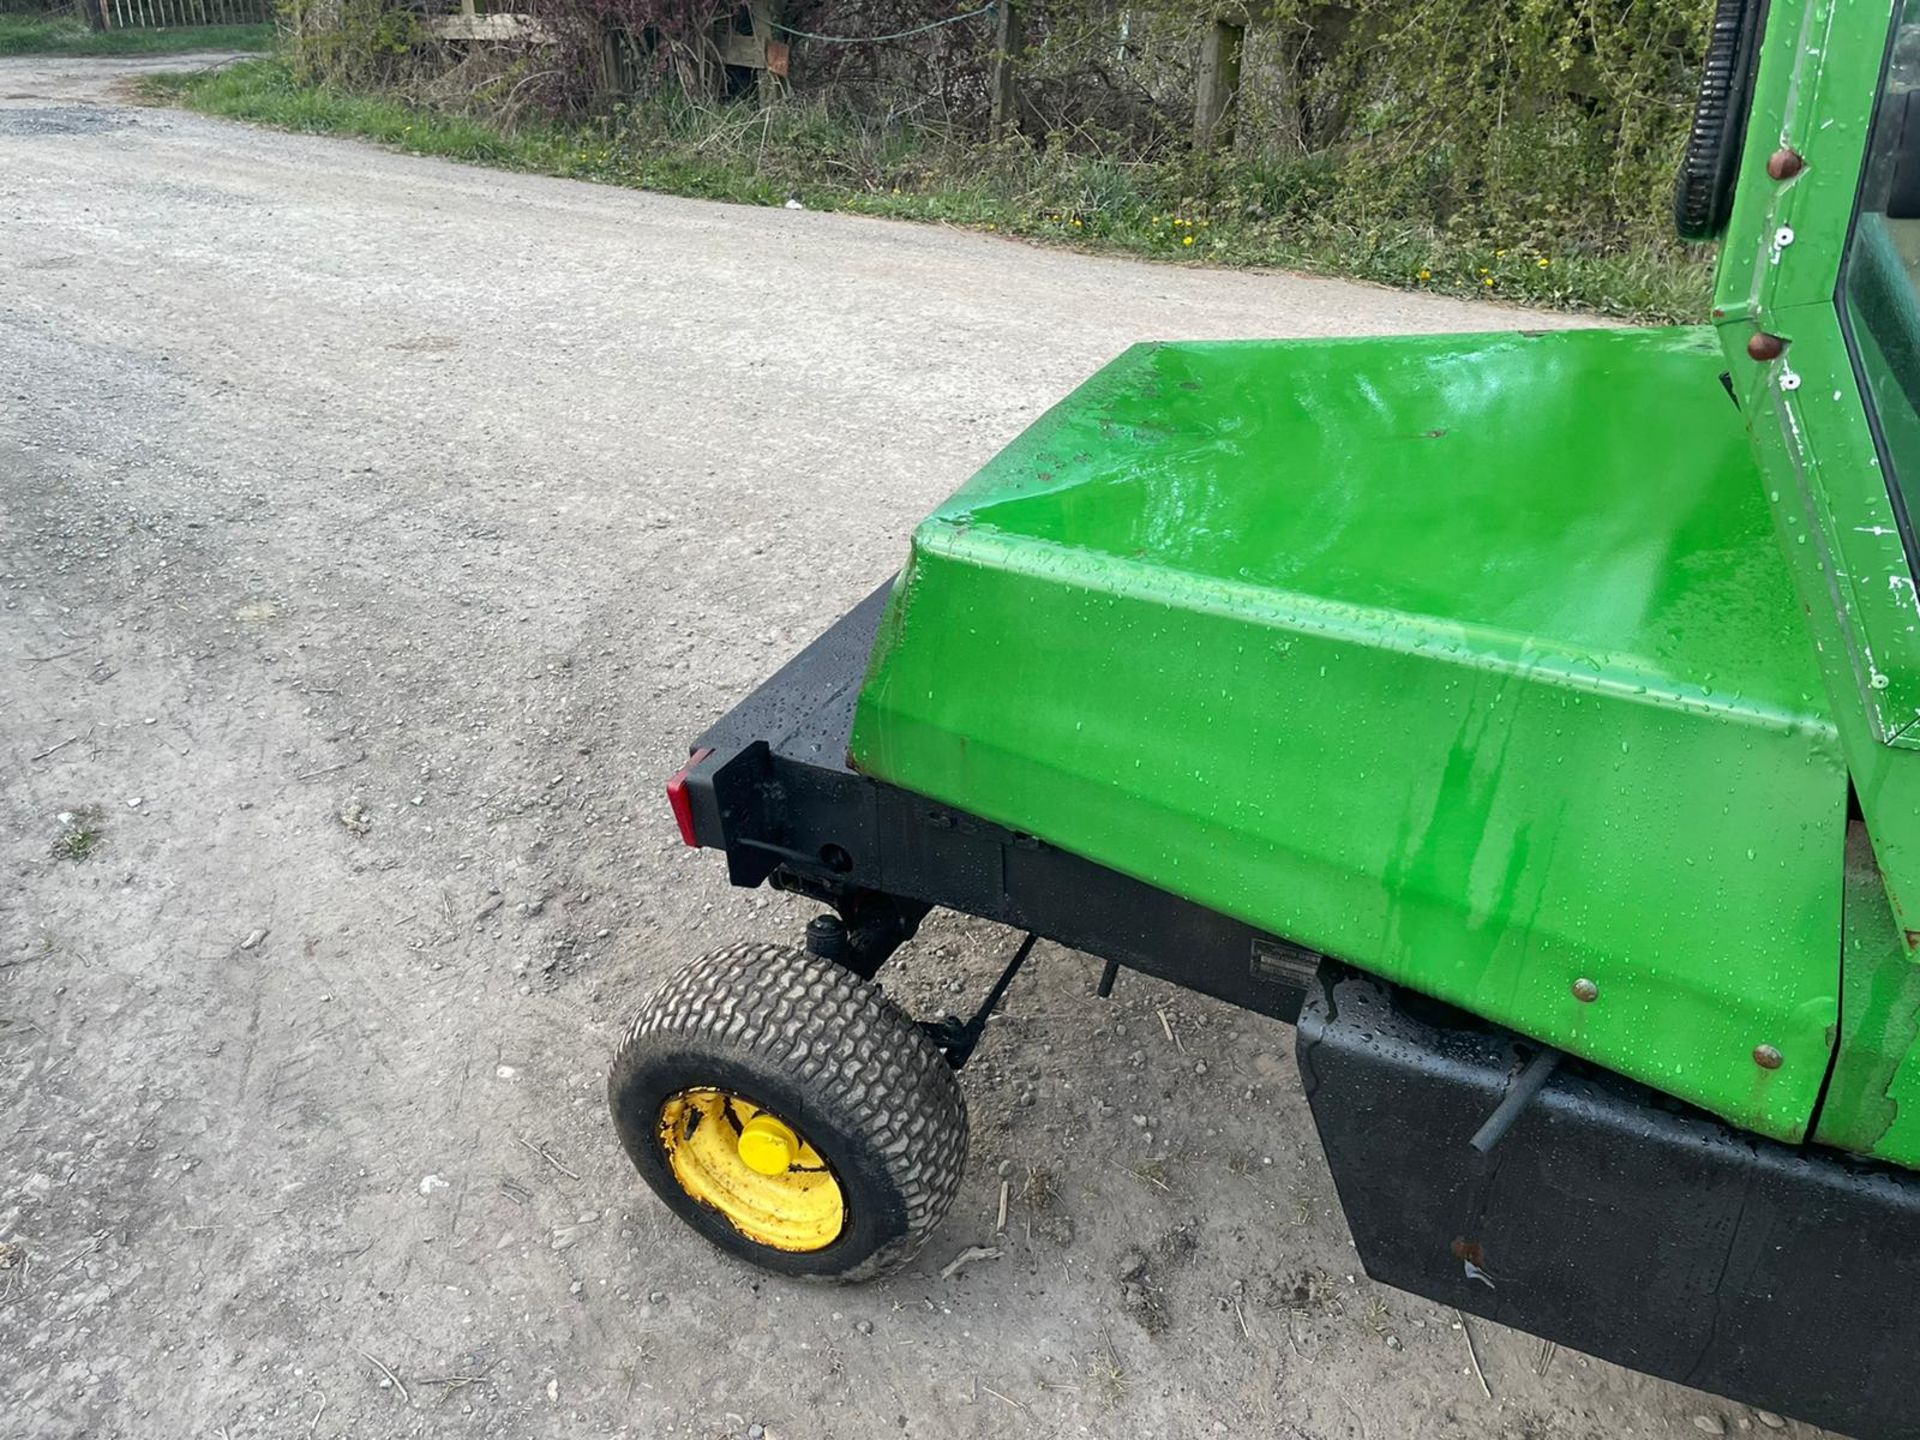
[[1537, 257, 1550, 268], [1483, 277, 1495, 287], [1183, 235, 1195, 246], [1495, 248, 1507, 257], [1417, 268, 1431, 281]]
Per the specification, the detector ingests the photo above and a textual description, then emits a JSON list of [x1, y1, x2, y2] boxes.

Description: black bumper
[[1300, 968, 1920, 1440]]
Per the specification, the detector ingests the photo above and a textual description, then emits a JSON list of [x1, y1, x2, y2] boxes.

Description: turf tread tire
[[609, 941, 967, 1281]]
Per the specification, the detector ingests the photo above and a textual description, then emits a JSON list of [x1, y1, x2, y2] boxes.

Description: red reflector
[[666, 748, 712, 848]]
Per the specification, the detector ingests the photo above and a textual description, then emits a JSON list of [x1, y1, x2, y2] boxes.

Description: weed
[[51, 806, 105, 862], [1128, 1158, 1172, 1192], [1085, 1332, 1130, 1407], [1020, 1164, 1058, 1211]]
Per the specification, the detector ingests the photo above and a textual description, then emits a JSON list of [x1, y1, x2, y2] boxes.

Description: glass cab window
[[1842, 5, 1920, 562]]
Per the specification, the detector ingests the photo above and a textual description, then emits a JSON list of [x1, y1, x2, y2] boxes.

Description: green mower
[[610, 0, 1920, 1432]]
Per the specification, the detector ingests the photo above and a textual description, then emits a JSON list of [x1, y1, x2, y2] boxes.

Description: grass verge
[[148, 58, 1714, 322], [0, 15, 273, 56]]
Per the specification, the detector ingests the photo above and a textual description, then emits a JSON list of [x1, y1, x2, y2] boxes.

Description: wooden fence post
[[1193, 17, 1245, 152], [989, 0, 1022, 140], [753, 0, 788, 105]]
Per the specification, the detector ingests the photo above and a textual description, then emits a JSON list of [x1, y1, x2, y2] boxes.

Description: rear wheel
[[608, 941, 968, 1281]]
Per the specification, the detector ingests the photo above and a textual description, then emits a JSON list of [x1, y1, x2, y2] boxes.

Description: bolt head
[[1766, 147, 1806, 181], [1572, 977, 1599, 1003], [1754, 1043, 1784, 1071], [1747, 331, 1787, 362]]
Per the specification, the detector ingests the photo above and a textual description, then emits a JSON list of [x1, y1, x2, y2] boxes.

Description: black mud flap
[[1297, 968, 1920, 1440]]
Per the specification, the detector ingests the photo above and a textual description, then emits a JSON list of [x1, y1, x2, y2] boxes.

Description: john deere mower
[[609, 1, 1920, 1432]]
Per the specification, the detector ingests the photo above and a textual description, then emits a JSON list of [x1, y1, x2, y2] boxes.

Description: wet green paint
[[1712, 0, 1920, 1162], [1813, 820, 1920, 1163], [852, 327, 1846, 1142], [845, 0, 1920, 1160]]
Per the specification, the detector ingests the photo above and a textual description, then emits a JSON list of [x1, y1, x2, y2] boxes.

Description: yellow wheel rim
[[657, 1088, 845, 1252]]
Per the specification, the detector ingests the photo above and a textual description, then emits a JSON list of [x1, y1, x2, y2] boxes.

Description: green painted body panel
[[850, 327, 1848, 1141], [1817, 820, 1920, 1164], [840, 0, 1920, 1160], [1713, 0, 1920, 1159]]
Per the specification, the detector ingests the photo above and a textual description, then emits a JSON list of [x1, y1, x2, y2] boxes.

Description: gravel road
[[1, 54, 1818, 1440]]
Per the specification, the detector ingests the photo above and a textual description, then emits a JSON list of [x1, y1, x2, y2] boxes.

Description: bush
[[283, 0, 1712, 259], [195, 0, 1716, 318]]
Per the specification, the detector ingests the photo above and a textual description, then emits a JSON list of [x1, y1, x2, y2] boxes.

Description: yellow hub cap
[[657, 1089, 845, 1252]]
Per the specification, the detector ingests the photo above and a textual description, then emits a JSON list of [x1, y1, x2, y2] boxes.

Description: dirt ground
[[0, 54, 1829, 1440]]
